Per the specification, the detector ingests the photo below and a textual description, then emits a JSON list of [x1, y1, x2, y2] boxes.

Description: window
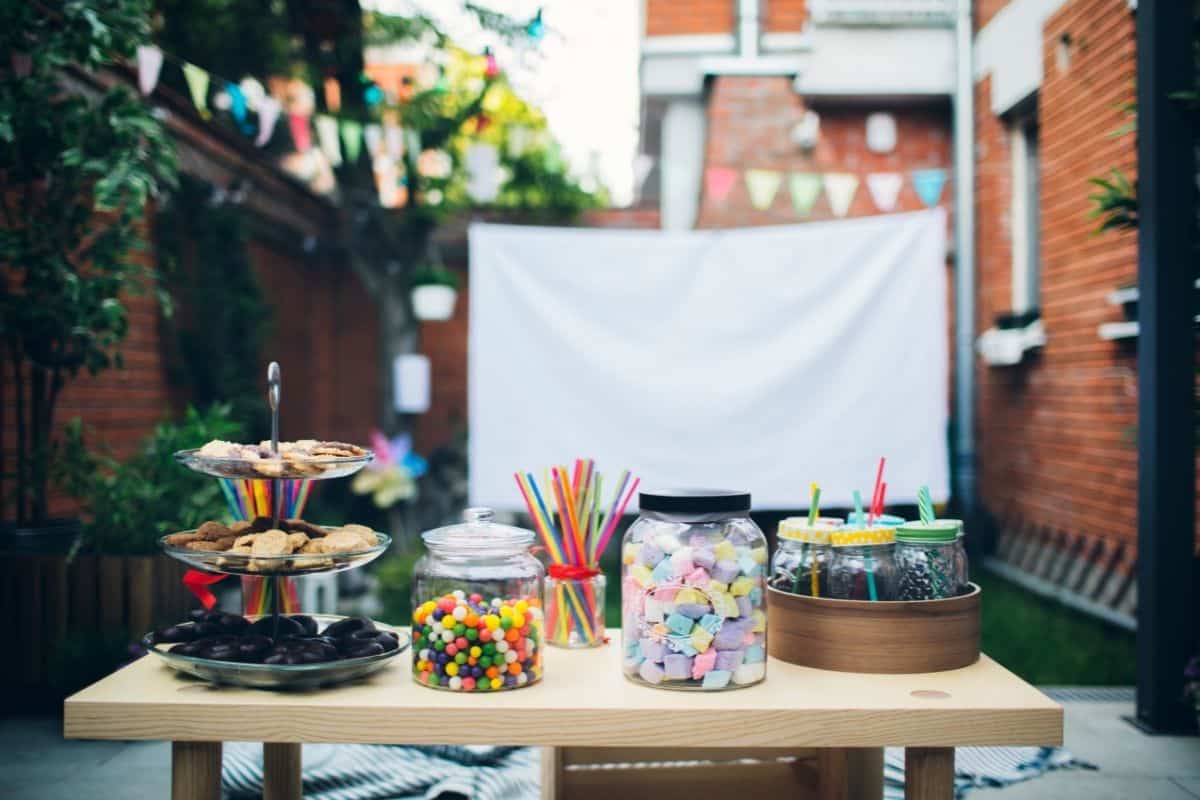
[[1009, 116, 1041, 316]]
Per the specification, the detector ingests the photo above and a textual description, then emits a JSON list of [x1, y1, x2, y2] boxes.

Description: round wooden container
[[767, 583, 981, 673]]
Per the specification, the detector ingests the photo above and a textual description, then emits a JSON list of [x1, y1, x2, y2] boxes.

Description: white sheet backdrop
[[468, 209, 949, 511]]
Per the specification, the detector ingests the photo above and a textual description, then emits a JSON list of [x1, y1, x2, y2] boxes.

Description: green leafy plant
[[57, 405, 242, 555], [1088, 169, 1139, 233], [0, 0, 178, 525], [409, 262, 461, 290]]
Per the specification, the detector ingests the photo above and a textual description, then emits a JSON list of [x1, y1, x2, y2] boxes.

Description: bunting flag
[[315, 114, 341, 166], [745, 169, 782, 211], [182, 62, 211, 116], [136, 45, 163, 95], [823, 173, 859, 218], [507, 125, 532, 158], [323, 77, 342, 113], [255, 97, 281, 147], [340, 119, 363, 164], [911, 168, 948, 208], [705, 167, 738, 204], [226, 83, 252, 134], [363, 123, 383, 157], [788, 173, 822, 216], [465, 142, 501, 203], [384, 124, 405, 159], [288, 112, 312, 152], [866, 172, 904, 212]]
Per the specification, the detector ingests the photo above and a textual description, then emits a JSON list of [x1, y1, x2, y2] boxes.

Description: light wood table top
[[65, 629, 1061, 749]]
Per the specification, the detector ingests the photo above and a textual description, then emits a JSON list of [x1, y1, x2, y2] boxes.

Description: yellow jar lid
[[829, 526, 896, 547], [778, 516, 841, 544]]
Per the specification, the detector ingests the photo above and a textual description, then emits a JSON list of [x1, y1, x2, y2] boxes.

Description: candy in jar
[[622, 489, 768, 690], [827, 526, 897, 601], [411, 508, 544, 691], [895, 521, 960, 600]]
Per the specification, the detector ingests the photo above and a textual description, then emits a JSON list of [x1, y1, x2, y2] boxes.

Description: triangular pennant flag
[[705, 167, 738, 203], [911, 168, 948, 207], [136, 45, 163, 96], [182, 62, 211, 117], [823, 172, 859, 217], [315, 114, 341, 166], [866, 172, 903, 212], [465, 142, 501, 203], [788, 173, 822, 216], [255, 97, 281, 147], [363, 124, 383, 157], [745, 169, 782, 211], [384, 124, 405, 160], [226, 83, 252, 134], [340, 119, 363, 164], [288, 112, 312, 152]]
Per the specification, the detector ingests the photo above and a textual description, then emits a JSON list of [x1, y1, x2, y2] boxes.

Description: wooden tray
[[767, 583, 981, 673]]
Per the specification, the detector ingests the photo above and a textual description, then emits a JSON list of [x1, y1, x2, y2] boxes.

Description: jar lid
[[829, 526, 896, 547], [896, 521, 959, 543], [778, 517, 841, 544], [936, 518, 964, 534], [639, 488, 750, 514], [421, 507, 535, 552], [845, 512, 907, 527]]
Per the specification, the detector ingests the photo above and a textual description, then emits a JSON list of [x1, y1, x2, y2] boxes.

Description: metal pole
[[1134, 0, 1196, 734], [952, 0, 977, 520]]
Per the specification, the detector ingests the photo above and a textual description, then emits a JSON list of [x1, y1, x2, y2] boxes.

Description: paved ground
[[2, 693, 1197, 798]]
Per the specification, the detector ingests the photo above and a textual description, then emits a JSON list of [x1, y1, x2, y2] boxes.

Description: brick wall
[[696, 76, 952, 228], [764, 0, 807, 32], [972, 0, 1181, 568], [645, 0, 734, 36]]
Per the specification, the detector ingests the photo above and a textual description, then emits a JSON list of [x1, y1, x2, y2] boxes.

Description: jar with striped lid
[[769, 517, 842, 597], [827, 526, 898, 601]]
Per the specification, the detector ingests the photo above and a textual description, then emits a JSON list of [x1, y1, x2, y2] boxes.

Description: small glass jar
[[828, 527, 897, 601], [894, 521, 960, 601], [937, 519, 970, 593], [411, 508, 544, 692], [769, 517, 842, 597], [622, 489, 767, 691], [544, 570, 606, 648]]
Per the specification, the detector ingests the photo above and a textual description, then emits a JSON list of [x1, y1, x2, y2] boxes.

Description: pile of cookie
[[193, 439, 369, 478], [153, 611, 401, 664], [165, 518, 379, 572]]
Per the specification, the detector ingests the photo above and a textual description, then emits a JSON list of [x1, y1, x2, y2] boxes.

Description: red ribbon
[[182, 570, 228, 610], [547, 564, 602, 580]]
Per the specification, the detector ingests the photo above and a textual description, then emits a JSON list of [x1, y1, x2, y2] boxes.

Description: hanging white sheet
[[468, 209, 949, 510]]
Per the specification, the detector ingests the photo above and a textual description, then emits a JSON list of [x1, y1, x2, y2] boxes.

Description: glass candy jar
[[894, 521, 961, 601], [769, 517, 842, 597], [828, 527, 897, 601], [622, 489, 768, 691], [411, 508, 544, 692]]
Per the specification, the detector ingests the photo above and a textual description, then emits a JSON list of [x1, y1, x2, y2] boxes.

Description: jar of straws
[[514, 461, 639, 649]]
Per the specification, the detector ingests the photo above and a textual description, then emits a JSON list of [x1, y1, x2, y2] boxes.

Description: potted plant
[[0, 1, 177, 532], [409, 262, 461, 322]]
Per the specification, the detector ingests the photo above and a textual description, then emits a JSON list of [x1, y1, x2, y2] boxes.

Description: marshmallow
[[743, 644, 766, 664], [733, 662, 766, 685], [690, 626, 715, 653], [665, 612, 694, 636], [701, 669, 732, 689], [712, 540, 737, 562], [639, 660, 666, 685], [729, 576, 757, 597], [638, 542, 665, 567], [676, 603, 709, 619], [630, 564, 654, 587], [654, 533, 682, 554], [692, 648, 718, 679], [670, 547, 695, 575], [712, 560, 741, 584], [640, 637, 667, 663], [663, 653, 693, 680], [693, 548, 717, 570], [683, 567, 711, 587]]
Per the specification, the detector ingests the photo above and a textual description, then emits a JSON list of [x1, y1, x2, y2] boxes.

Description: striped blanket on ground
[[223, 742, 1092, 799]]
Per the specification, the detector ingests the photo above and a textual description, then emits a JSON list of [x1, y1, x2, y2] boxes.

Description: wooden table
[[64, 630, 1061, 800]]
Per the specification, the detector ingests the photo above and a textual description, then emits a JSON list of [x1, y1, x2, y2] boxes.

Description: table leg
[[818, 748, 884, 800], [904, 747, 954, 800], [540, 746, 562, 800], [171, 741, 222, 800], [263, 742, 303, 800]]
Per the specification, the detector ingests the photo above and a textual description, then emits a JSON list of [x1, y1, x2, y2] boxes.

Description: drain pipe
[[953, 0, 978, 519], [736, 0, 760, 58]]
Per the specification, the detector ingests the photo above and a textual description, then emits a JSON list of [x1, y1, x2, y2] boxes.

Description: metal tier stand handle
[[267, 361, 283, 635]]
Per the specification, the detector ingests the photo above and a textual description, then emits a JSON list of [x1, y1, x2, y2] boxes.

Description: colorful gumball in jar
[[411, 508, 545, 692]]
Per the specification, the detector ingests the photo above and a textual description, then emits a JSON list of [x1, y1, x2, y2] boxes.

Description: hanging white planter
[[411, 284, 457, 321]]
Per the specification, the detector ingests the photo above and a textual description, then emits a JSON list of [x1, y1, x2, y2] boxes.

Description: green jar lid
[[896, 520, 959, 543]]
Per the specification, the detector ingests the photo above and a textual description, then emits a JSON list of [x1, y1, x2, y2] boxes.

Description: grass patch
[[975, 568, 1136, 685]]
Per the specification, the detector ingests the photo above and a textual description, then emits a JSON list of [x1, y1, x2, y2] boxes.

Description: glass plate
[[161, 532, 391, 576], [142, 615, 408, 690], [174, 448, 374, 480]]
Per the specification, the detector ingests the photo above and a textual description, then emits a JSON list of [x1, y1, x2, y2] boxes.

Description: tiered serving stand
[[144, 362, 408, 689]]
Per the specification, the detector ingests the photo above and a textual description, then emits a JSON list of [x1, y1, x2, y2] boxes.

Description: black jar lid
[[639, 489, 751, 515]]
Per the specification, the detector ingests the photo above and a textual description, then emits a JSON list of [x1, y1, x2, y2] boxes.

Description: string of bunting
[[705, 166, 948, 216]]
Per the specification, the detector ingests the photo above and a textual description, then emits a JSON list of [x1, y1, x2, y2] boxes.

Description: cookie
[[321, 530, 371, 553], [251, 529, 291, 556], [185, 541, 226, 552], [196, 520, 232, 541], [234, 533, 258, 549], [337, 524, 378, 546], [284, 518, 328, 538], [165, 531, 201, 546], [248, 516, 274, 533], [287, 532, 310, 551]]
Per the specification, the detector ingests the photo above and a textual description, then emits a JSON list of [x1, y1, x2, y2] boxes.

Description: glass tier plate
[[142, 615, 408, 690], [161, 532, 391, 576], [174, 448, 374, 480]]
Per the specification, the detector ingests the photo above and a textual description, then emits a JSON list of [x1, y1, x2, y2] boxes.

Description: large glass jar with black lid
[[621, 489, 767, 690], [411, 508, 544, 692]]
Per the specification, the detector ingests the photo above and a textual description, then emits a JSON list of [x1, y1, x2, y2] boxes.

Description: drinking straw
[[853, 489, 878, 601], [917, 485, 934, 524], [869, 457, 886, 524], [594, 470, 633, 558], [554, 466, 599, 627], [809, 483, 822, 596]]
